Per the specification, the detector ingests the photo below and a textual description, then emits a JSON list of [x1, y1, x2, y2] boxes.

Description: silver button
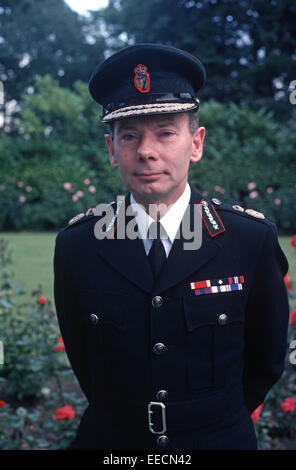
[[157, 435, 169, 448], [212, 198, 222, 205], [89, 314, 99, 325], [153, 343, 165, 355], [156, 390, 168, 401], [152, 296, 163, 307], [218, 313, 228, 326]]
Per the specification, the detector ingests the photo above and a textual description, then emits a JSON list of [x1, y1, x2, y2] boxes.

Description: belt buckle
[[148, 401, 167, 435]]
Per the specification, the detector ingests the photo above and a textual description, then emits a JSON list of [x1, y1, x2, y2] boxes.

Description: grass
[[0, 232, 295, 308], [0, 231, 58, 302]]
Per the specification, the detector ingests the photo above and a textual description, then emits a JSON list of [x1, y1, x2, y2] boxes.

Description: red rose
[[281, 397, 296, 413], [284, 273, 292, 292], [290, 310, 296, 327], [54, 336, 65, 351], [37, 296, 48, 305], [53, 405, 75, 421], [251, 403, 264, 422], [290, 235, 296, 248], [0, 400, 6, 408]]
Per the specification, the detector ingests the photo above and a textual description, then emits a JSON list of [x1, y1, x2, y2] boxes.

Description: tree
[[0, 0, 105, 131], [96, 0, 296, 119]]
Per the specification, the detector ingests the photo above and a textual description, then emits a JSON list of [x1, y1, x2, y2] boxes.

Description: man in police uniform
[[54, 44, 290, 450]]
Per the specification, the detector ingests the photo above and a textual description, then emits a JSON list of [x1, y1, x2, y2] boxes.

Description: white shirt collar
[[130, 182, 191, 246]]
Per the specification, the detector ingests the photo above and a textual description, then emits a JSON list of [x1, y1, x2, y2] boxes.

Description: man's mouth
[[135, 172, 164, 181]]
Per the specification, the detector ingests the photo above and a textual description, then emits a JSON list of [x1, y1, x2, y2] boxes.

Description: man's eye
[[160, 131, 174, 137], [122, 134, 136, 141]]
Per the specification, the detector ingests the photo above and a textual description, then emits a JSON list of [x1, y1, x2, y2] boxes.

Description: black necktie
[[148, 221, 167, 279]]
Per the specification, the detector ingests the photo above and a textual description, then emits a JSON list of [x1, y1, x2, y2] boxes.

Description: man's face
[[105, 112, 205, 207]]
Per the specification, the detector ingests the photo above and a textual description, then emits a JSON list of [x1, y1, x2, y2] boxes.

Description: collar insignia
[[198, 199, 226, 237]]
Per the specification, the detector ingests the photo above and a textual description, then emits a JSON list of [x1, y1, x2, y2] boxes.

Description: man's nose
[[137, 134, 158, 160]]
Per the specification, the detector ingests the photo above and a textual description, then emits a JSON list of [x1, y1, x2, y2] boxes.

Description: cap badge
[[134, 64, 150, 93]]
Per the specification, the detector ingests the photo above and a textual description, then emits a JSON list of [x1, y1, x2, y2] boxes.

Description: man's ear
[[190, 126, 205, 163], [105, 134, 118, 168]]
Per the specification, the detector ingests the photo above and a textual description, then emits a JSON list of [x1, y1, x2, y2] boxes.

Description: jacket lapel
[[96, 193, 155, 294], [154, 185, 222, 294]]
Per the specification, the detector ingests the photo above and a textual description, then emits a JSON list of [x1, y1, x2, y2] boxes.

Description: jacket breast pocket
[[77, 290, 129, 370], [183, 293, 246, 393]]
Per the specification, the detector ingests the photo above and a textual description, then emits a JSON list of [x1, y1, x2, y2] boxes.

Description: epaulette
[[210, 197, 270, 224], [65, 201, 116, 230]]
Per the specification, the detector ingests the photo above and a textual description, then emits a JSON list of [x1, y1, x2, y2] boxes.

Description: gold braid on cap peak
[[102, 101, 197, 122]]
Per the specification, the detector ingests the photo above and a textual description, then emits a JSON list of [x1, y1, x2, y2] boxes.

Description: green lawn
[[0, 232, 295, 309], [0, 231, 58, 302]]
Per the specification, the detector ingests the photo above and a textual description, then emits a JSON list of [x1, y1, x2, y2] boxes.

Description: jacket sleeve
[[53, 231, 91, 402], [243, 222, 290, 414]]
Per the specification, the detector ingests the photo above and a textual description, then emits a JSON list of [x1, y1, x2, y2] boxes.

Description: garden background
[[0, 0, 296, 450]]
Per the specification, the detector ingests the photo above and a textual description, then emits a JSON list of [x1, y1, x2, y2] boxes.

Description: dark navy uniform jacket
[[53, 184, 289, 450]]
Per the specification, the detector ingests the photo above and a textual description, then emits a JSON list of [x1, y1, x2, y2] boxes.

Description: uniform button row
[[89, 312, 228, 327]]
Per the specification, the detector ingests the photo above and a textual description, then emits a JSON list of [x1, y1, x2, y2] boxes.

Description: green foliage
[[190, 101, 296, 232], [0, 76, 295, 232], [98, 0, 296, 118], [0, 75, 124, 230], [0, 238, 87, 449], [0, 0, 105, 110], [0, 239, 59, 399]]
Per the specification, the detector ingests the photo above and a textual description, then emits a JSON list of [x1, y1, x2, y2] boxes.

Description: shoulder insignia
[[232, 205, 244, 212], [245, 208, 265, 219], [86, 207, 95, 216], [68, 212, 85, 225], [212, 198, 222, 206], [212, 199, 268, 224]]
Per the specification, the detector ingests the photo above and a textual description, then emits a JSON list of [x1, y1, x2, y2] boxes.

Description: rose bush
[[251, 234, 296, 449]]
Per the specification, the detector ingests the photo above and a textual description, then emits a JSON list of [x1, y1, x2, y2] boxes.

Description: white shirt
[[130, 183, 191, 257]]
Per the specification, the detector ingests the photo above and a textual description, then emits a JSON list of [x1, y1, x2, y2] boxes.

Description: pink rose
[[274, 198, 281, 205], [63, 182, 72, 191], [249, 191, 258, 199], [248, 182, 256, 190], [88, 186, 96, 193]]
